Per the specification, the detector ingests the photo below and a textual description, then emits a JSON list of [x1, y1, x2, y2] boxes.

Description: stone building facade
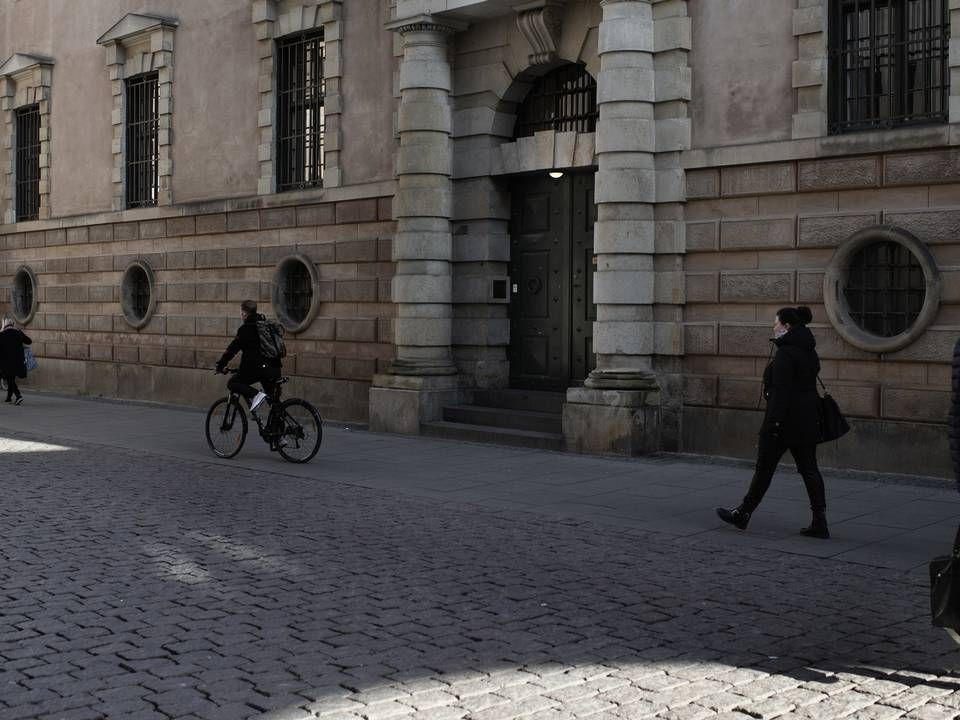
[[1, 0, 957, 477]]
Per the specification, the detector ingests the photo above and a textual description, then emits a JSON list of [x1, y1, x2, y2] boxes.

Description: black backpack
[[256, 318, 287, 360]]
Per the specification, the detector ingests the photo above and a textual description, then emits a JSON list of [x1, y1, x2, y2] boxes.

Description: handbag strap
[[953, 524, 960, 558], [817, 375, 828, 394]]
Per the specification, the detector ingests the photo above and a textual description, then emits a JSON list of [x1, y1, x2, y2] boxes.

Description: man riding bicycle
[[216, 300, 281, 415]]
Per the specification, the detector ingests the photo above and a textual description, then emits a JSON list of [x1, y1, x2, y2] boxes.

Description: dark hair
[[776, 306, 812, 327], [240, 299, 257, 315]]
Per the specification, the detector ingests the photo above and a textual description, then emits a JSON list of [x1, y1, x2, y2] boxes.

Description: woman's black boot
[[716, 506, 751, 530], [800, 511, 829, 539]]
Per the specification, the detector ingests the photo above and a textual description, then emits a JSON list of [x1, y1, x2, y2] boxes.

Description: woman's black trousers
[[741, 434, 826, 514]]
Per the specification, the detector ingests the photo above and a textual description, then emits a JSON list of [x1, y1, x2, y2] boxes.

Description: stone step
[[422, 421, 564, 451], [443, 404, 563, 434], [471, 389, 566, 415]]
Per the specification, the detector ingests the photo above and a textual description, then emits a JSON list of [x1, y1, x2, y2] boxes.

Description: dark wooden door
[[509, 172, 595, 390]]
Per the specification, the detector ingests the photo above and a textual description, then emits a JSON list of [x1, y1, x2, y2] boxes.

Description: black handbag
[[817, 377, 850, 444], [930, 525, 960, 629]]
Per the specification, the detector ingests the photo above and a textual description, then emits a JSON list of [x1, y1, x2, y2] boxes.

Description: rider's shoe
[[249, 391, 268, 414]]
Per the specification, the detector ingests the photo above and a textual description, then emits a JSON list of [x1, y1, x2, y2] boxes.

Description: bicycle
[[205, 368, 323, 463]]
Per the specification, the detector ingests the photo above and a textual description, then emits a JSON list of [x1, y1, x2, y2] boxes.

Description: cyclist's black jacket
[[218, 313, 281, 375]]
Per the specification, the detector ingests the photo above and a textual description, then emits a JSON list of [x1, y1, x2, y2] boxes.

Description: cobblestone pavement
[[2, 431, 960, 720]]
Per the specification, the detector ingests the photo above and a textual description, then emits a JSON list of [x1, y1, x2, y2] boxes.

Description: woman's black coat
[[0, 327, 32, 379], [949, 338, 960, 486], [761, 324, 822, 447]]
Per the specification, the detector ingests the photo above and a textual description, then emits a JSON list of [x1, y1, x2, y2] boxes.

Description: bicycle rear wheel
[[205, 397, 248, 458], [276, 398, 322, 463]]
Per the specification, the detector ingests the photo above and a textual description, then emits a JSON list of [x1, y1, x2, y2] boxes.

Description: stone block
[[139, 219, 166, 239], [261, 207, 297, 229], [89, 284, 112, 302], [798, 156, 880, 191], [298, 353, 334, 377], [336, 279, 378, 302], [25, 231, 45, 248], [67, 314, 88, 331], [335, 357, 376, 380], [113, 222, 139, 241], [798, 213, 878, 248], [196, 214, 227, 234], [89, 225, 114, 243], [196, 283, 227, 304], [227, 211, 260, 232], [336, 318, 377, 342], [115, 346, 139, 364], [685, 273, 718, 303], [683, 375, 717, 406], [594, 270, 655, 305], [720, 218, 795, 250], [793, 5, 824, 35], [89, 345, 113, 362], [67, 344, 90, 360], [66, 256, 88, 273], [883, 209, 960, 244], [828, 383, 879, 417], [718, 324, 770, 356], [885, 149, 960, 185], [718, 378, 762, 409], [260, 244, 297, 266], [563, 387, 662, 457], [166, 250, 195, 269], [139, 345, 164, 365], [166, 216, 196, 237], [336, 239, 377, 263], [797, 272, 824, 303], [593, 321, 654, 355], [685, 221, 719, 251], [166, 347, 196, 368], [45, 229, 66, 246], [301, 243, 336, 264], [719, 271, 794, 303], [883, 386, 950, 422], [197, 317, 226, 336], [66, 227, 89, 245], [721, 163, 796, 197], [227, 246, 260, 267], [89, 255, 113, 272], [378, 197, 393, 221], [814, 327, 876, 360], [298, 203, 336, 226], [195, 248, 227, 268], [66, 285, 88, 303], [167, 316, 196, 335], [167, 283, 196, 302], [886, 329, 957, 362], [89, 315, 112, 332], [336, 199, 378, 224], [228, 281, 261, 302], [684, 323, 717, 355], [792, 57, 825, 88]]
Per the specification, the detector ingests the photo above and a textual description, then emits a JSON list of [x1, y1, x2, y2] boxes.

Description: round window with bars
[[272, 255, 319, 333], [121, 260, 156, 330], [824, 226, 941, 353], [11, 266, 37, 324]]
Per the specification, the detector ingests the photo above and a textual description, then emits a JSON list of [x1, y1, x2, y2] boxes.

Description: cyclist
[[216, 300, 281, 415]]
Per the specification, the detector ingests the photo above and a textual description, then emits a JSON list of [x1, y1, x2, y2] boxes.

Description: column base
[[563, 373, 661, 456], [369, 373, 463, 435]]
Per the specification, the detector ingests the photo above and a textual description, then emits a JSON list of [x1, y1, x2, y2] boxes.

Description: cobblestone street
[[2, 413, 960, 720]]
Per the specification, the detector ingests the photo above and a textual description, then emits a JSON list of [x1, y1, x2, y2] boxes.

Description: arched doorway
[[508, 64, 598, 390]]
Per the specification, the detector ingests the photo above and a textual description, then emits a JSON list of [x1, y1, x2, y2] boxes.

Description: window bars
[[514, 64, 598, 139], [829, 0, 949, 134], [130, 266, 152, 321], [283, 261, 313, 324], [843, 241, 926, 336], [125, 72, 159, 208], [15, 105, 41, 222], [277, 31, 325, 192]]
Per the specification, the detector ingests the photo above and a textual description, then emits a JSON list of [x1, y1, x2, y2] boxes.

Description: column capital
[[386, 14, 468, 36]]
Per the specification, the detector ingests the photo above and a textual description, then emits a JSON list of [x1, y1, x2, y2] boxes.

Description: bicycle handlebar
[[214, 367, 239, 375]]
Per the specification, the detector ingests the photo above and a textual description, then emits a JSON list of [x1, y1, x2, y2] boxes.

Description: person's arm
[[949, 339, 960, 488], [19, 330, 31, 345], [217, 332, 243, 370], [763, 349, 793, 437]]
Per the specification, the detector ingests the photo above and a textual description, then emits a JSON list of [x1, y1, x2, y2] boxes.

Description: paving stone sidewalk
[[1, 394, 960, 719]]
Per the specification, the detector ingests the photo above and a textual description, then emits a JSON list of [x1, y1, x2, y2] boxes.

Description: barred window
[[829, 0, 949, 134], [125, 72, 159, 208], [843, 241, 926, 336], [276, 31, 325, 192], [283, 260, 313, 324], [15, 105, 41, 222], [514, 64, 598, 139]]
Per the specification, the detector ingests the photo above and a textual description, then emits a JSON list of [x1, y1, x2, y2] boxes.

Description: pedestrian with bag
[[0, 315, 32, 405], [715, 306, 830, 539], [215, 300, 284, 415]]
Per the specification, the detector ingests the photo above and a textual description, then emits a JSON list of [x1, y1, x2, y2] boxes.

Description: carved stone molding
[[514, 0, 566, 66]]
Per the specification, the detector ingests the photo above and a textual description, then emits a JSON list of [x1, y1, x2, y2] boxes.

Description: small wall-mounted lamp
[[548, 171, 564, 179]]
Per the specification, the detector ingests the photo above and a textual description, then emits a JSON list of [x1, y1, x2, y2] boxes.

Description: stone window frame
[[0, 54, 54, 224], [823, 225, 941, 354], [271, 253, 321, 333], [97, 14, 178, 211], [793, 0, 960, 139], [252, 0, 344, 194], [120, 259, 158, 330], [11, 264, 38, 325]]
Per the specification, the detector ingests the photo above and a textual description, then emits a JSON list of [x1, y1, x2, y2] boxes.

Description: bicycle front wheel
[[276, 398, 322, 463], [205, 397, 248, 459]]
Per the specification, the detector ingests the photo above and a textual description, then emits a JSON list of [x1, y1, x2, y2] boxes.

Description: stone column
[[369, 16, 465, 433], [563, 0, 662, 455]]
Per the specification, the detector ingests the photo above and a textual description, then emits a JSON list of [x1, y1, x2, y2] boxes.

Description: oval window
[[11, 266, 37, 324], [121, 261, 156, 329]]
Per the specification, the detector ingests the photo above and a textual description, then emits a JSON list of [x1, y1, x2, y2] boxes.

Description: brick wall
[[682, 150, 960, 475], [0, 196, 396, 422]]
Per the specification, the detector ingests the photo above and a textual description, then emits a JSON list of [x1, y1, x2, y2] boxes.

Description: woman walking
[[0, 316, 32, 405], [715, 306, 829, 539]]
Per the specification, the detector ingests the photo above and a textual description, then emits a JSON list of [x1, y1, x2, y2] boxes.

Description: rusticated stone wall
[[0, 197, 395, 422], [682, 150, 960, 477]]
